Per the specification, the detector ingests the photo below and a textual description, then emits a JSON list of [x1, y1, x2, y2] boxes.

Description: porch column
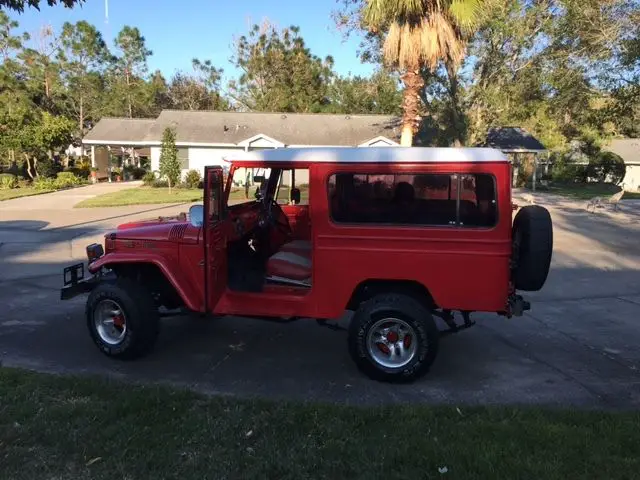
[[532, 153, 537, 192], [90, 145, 96, 168]]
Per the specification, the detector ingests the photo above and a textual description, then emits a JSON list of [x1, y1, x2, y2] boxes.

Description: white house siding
[[150, 146, 244, 178], [150, 146, 161, 172], [186, 147, 244, 176], [624, 164, 640, 191]]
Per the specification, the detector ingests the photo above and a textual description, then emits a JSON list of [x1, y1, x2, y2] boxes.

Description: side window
[[328, 173, 458, 225], [277, 168, 309, 205], [327, 173, 497, 227], [458, 174, 497, 227], [177, 148, 189, 170]]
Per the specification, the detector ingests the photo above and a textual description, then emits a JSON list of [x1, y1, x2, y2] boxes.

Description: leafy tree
[[0, 10, 29, 60], [159, 127, 180, 193], [0, 0, 83, 12], [326, 69, 402, 114], [16, 111, 75, 178], [57, 21, 110, 142], [111, 26, 152, 118], [358, 0, 482, 146], [167, 58, 228, 111], [229, 23, 334, 112]]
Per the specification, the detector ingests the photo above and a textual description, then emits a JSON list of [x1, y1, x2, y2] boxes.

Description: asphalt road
[[1, 186, 640, 409]]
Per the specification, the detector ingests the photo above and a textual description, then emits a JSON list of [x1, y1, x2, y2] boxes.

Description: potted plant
[[112, 167, 122, 182], [90, 167, 99, 183]]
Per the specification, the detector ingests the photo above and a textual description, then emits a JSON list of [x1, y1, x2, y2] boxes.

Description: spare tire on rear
[[512, 205, 553, 291]]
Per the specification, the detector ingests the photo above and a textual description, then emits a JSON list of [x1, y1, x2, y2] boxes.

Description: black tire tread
[[348, 293, 439, 383], [512, 205, 553, 291], [85, 278, 159, 360]]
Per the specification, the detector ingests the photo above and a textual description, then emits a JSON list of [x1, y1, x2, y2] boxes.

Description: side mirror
[[253, 175, 265, 183], [189, 204, 204, 227], [254, 187, 261, 199], [290, 187, 301, 205]]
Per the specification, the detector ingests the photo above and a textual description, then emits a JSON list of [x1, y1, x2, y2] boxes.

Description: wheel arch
[[345, 279, 437, 312], [89, 254, 200, 311]]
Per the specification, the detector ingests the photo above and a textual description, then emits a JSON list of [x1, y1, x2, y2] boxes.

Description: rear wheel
[[348, 293, 439, 383], [86, 279, 159, 360]]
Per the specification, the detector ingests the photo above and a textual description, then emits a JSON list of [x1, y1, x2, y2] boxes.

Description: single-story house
[[602, 138, 640, 191], [82, 110, 402, 182], [479, 126, 548, 188]]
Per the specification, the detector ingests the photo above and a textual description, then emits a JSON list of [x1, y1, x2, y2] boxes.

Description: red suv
[[61, 147, 553, 382]]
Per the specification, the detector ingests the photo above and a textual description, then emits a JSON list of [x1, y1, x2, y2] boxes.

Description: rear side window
[[327, 173, 497, 227]]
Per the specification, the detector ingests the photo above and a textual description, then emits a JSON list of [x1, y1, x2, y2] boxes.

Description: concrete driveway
[[1, 188, 639, 409]]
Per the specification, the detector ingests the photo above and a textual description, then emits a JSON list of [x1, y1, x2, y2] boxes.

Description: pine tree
[[159, 127, 180, 193]]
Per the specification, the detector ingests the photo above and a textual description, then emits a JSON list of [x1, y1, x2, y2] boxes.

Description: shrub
[[33, 177, 57, 190], [586, 151, 626, 185], [0, 173, 17, 189], [16, 176, 30, 189], [55, 172, 83, 189], [153, 179, 169, 188], [132, 167, 147, 180], [36, 158, 61, 179], [65, 160, 91, 179], [143, 171, 157, 186], [184, 169, 202, 189], [551, 154, 588, 184]]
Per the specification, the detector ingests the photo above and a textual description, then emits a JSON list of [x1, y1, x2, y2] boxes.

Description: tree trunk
[[77, 94, 85, 157], [126, 69, 133, 118], [400, 69, 424, 147]]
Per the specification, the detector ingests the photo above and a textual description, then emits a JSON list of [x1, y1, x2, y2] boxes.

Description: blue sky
[[12, 0, 374, 83]]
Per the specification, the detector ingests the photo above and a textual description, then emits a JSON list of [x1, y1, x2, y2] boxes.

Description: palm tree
[[363, 0, 482, 146]]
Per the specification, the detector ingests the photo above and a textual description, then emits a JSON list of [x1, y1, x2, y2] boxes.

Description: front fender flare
[[88, 253, 202, 312]]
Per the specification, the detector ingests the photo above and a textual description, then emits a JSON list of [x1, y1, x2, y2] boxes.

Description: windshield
[[228, 167, 272, 202]]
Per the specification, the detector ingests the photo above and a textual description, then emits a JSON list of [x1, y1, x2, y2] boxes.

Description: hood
[[109, 213, 199, 245], [117, 212, 187, 230]]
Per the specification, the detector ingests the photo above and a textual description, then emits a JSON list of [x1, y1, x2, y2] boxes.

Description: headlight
[[86, 243, 104, 263]]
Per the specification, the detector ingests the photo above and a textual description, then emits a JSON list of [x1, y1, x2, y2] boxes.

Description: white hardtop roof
[[223, 147, 508, 164]]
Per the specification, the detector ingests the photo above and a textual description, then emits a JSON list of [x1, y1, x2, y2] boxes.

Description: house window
[[327, 173, 497, 227], [177, 148, 189, 170]]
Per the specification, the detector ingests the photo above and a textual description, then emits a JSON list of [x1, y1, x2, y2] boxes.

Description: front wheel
[[348, 294, 439, 383], [86, 278, 159, 360]]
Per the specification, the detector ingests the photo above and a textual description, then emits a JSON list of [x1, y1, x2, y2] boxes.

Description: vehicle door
[[203, 166, 228, 312]]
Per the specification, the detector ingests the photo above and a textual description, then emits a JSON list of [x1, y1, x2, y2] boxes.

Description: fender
[[88, 252, 203, 312]]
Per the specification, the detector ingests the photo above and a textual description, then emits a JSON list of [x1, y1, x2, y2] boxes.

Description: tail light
[[86, 243, 104, 263]]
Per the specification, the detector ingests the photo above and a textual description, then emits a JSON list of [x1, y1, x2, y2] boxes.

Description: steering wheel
[[263, 199, 292, 236]]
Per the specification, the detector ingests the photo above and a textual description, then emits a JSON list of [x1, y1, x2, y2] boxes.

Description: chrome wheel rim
[[94, 299, 127, 345], [366, 317, 418, 369]]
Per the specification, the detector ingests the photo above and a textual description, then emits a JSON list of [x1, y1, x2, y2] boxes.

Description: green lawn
[[534, 182, 640, 200], [0, 188, 54, 201], [76, 186, 308, 208], [1, 368, 639, 480], [76, 187, 204, 208]]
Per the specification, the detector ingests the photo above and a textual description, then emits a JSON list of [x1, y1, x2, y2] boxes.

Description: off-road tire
[[348, 293, 439, 383], [512, 205, 553, 291], [86, 278, 160, 360]]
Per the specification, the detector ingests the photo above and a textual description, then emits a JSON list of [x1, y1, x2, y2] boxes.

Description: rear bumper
[[60, 262, 99, 300]]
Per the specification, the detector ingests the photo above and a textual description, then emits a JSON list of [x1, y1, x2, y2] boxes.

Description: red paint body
[[89, 157, 513, 320]]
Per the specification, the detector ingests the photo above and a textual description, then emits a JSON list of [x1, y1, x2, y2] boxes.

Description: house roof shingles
[[484, 127, 546, 152], [603, 139, 640, 165], [82, 118, 156, 143], [83, 110, 402, 146]]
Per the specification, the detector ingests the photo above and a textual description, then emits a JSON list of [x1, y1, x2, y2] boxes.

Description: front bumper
[[60, 262, 99, 300]]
